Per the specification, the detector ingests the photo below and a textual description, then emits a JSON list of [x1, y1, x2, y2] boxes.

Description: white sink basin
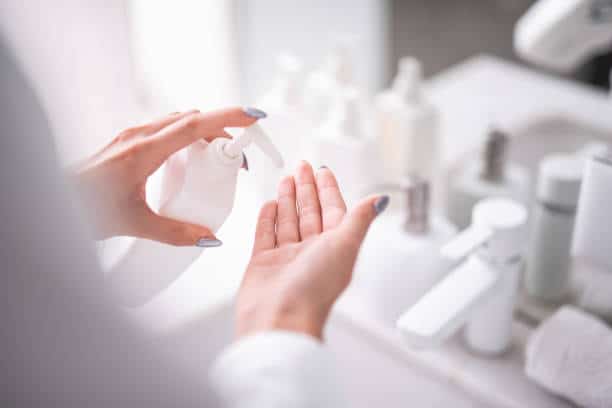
[[150, 296, 571, 408]]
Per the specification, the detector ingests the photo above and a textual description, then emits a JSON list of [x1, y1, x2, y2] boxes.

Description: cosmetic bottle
[[106, 122, 283, 306], [250, 54, 312, 201], [398, 198, 528, 355], [446, 129, 530, 229], [352, 175, 457, 327], [375, 57, 439, 184], [303, 42, 353, 124], [308, 87, 381, 205], [525, 154, 583, 302], [573, 152, 612, 321]]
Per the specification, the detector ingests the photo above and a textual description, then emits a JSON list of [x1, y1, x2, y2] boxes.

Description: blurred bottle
[[307, 87, 381, 206], [525, 153, 583, 302], [446, 129, 531, 229], [250, 54, 313, 202], [375, 57, 439, 185], [303, 40, 354, 125], [352, 175, 457, 327]]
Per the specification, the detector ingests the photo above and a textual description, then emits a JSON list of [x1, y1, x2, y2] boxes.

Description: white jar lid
[[537, 154, 583, 208]]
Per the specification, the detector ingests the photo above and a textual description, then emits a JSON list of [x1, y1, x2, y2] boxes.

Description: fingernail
[[196, 238, 223, 248], [241, 153, 249, 171], [319, 165, 328, 169], [373, 195, 390, 216], [243, 107, 267, 119]]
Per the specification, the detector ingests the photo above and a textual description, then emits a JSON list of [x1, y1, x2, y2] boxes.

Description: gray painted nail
[[242, 153, 249, 171], [374, 195, 390, 216], [319, 165, 328, 169], [196, 238, 223, 248], [243, 107, 267, 119]]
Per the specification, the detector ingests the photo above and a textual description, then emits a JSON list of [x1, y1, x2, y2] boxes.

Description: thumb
[[140, 210, 221, 247], [336, 195, 389, 251]]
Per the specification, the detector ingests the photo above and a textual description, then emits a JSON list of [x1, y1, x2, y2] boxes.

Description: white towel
[[577, 266, 612, 323], [525, 306, 612, 408]]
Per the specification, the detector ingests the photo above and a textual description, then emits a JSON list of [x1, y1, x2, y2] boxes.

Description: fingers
[[336, 195, 389, 252], [315, 166, 347, 231], [276, 176, 300, 246], [252, 200, 278, 255], [147, 107, 262, 164], [295, 161, 322, 240], [139, 210, 220, 247], [144, 110, 199, 134]]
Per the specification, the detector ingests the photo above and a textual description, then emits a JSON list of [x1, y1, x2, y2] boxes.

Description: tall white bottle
[[352, 175, 457, 327], [303, 42, 353, 125], [106, 123, 283, 306], [446, 129, 531, 229], [250, 54, 312, 201], [525, 153, 583, 302], [375, 57, 439, 184], [308, 88, 382, 206]]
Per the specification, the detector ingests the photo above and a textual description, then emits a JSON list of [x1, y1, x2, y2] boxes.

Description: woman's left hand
[[73, 107, 263, 245]]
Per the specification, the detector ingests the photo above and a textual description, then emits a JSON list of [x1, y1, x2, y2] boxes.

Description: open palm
[[236, 161, 388, 339]]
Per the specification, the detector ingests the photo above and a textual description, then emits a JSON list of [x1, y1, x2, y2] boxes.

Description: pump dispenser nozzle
[[224, 123, 284, 168], [481, 129, 509, 181], [392, 57, 423, 102]]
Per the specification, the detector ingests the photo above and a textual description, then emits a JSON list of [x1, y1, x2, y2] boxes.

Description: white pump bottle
[[352, 175, 457, 327], [375, 57, 439, 184], [105, 123, 283, 307], [303, 41, 353, 125], [308, 88, 382, 206]]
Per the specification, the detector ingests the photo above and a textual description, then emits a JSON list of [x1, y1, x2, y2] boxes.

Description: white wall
[[234, 0, 390, 102]]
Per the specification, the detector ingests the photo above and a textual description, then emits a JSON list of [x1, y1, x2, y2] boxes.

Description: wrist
[[236, 301, 328, 341]]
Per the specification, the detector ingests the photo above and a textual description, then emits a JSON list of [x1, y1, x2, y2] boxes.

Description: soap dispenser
[[303, 41, 353, 124], [105, 123, 284, 307], [250, 54, 312, 201], [375, 57, 439, 184], [352, 175, 457, 327], [308, 87, 382, 205], [524, 153, 583, 302], [446, 129, 530, 229], [397, 198, 528, 355]]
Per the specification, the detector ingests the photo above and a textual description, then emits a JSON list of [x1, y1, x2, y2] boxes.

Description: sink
[[148, 295, 571, 408]]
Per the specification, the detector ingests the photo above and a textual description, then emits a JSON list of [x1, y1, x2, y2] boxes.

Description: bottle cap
[[224, 123, 284, 168], [480, 129, 508, 181], [402, 175, 430, 234], [537, 153, 583, 209]]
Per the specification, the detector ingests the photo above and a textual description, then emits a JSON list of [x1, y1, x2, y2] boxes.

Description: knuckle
[[181, 113, 202, 130]]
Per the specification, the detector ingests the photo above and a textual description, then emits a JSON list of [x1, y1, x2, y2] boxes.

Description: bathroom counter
[[131, 55, 610, 406]]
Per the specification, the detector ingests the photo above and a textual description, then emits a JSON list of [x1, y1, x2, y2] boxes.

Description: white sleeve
[[210, 331, 344, 408]]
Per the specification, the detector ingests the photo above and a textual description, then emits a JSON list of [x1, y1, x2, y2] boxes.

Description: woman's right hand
[[235, 161, 389, 341]]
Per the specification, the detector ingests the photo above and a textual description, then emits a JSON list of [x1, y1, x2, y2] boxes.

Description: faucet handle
[[440, 226, 493, 264], [441, 198, 528, 263]]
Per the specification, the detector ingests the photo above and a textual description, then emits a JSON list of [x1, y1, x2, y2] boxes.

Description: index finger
[[148, 106, 266, 161]]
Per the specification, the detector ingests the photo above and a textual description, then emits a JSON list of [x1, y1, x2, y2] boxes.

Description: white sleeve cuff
[[209, 330, 343, 408]]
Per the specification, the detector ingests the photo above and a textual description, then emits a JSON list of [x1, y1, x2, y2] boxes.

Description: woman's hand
[[73, 107, 266, 246], [236, 161, 389, 340]]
